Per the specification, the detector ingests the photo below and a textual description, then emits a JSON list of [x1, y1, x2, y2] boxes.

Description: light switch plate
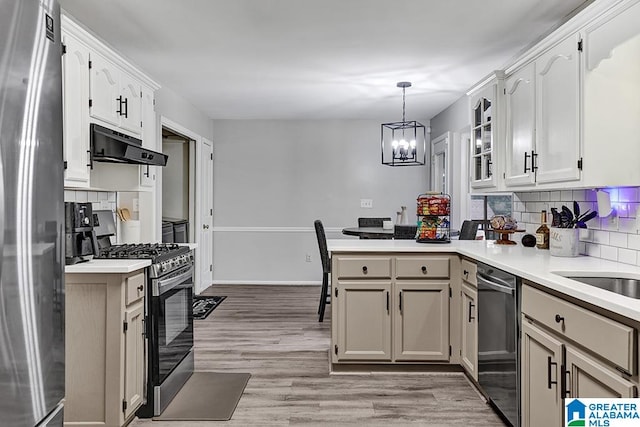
[[360, 199, 373, 208]]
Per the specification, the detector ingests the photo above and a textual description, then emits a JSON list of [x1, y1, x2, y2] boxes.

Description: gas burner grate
[[96, 243, 189, 262]]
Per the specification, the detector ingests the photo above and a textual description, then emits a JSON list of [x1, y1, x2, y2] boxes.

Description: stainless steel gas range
[[93, 212, 195, 417]]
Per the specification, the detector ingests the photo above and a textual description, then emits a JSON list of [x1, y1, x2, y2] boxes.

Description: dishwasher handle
[[477, 273, 515, 295]]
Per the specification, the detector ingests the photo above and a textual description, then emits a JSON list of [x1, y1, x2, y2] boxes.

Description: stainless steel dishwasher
[[477, 262, 519, 427]]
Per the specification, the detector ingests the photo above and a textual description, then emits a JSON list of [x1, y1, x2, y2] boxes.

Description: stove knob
[[160, 264, 166, 273]]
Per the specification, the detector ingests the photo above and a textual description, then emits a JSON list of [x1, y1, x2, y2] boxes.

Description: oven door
[[150, 264, 194, 384]]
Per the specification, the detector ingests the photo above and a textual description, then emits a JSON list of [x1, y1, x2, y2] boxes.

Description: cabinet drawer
[[522, 284, 634, 373], [461, 259, 477, 286], [125, 272, 145, 306], [396, 257, 449, 279], [336, 257, 392, 279]]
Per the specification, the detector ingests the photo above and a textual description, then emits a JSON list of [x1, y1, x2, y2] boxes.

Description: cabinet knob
[[555, 314, 564, 324], [421, 266, 427, 274], [137, 285, 144, 292], [362, 266, 368, 274]]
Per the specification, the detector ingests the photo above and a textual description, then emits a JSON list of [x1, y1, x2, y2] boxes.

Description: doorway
[[161, 127, 194, 244], [160, 117, 214, 294]]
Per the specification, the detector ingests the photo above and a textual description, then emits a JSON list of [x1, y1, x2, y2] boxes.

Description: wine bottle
[[536, 210, 550, 249]]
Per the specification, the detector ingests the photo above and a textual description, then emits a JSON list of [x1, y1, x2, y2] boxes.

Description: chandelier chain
[[402, 86, 406, 123]]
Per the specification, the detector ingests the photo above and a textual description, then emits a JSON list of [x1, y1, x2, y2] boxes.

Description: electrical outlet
[[360, 199, 373, 208], [305, 254, 312, 262]]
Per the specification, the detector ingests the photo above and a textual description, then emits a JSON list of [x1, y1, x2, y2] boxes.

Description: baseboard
[[210, 280, 321, 286]]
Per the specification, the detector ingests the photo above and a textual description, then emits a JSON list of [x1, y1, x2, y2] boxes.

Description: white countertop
[[328, 239, 640, 322], [65, 259, 151, 274]]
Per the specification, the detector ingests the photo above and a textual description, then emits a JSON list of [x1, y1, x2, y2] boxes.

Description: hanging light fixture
[[381, 82, 426, 166]]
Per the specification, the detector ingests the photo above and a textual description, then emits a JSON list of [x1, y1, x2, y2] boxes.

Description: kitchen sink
[[560, 275, 640, 299]]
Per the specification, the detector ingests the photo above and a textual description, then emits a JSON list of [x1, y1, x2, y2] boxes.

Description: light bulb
[[410, 139, 416, 148], [392, 140, 399, 149]]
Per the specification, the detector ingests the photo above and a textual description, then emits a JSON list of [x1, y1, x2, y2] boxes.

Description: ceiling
[[59, 0, 588, 121]]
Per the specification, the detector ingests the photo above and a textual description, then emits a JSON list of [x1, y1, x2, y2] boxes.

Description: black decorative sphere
[[521, 234, 536, 247]]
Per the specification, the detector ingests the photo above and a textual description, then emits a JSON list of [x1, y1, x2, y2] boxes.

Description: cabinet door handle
[[116, 95, 123, 115], [87, 149, 93, 169], [144, 165, 150, 178], [468, 301, 475, 322], [531, 150, 538, 172], [547, 356, 558, 389], [123, 97, 128, 118], [524, 151, 531, 173], [386, 291, 389, 314], [555, 314, 564, 324], [463, 269, 468, 276], [421, 266, 427, 274], [137, 285, 144, 292], [399, 291, 403, 313], [362, 266, 368, 274]]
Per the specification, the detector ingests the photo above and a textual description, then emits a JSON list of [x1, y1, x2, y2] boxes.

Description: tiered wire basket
[[416, 193, 451, 243]]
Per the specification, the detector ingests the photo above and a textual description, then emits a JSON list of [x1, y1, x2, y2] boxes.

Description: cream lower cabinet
[[335, 281, 392, 361], [332, 254, 451, 364], [521, 283, 638, 427], [521, 319, 564, 427], [394, 281, 449, 361], [460, 283, 477, 379], [459, 259, 477, 379], [65, 270, 146, 427]]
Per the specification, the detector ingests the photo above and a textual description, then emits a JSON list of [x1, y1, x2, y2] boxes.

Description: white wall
[[212, 119, 430, 284], [430, 96, 470, 230], [162, 142, 189, 219], [155, 86, 214, 142]]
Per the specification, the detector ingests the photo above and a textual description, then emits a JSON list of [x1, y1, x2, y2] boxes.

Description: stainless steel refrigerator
[[0, 0, 65, 426]]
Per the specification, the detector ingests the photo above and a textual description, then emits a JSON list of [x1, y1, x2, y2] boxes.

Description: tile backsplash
[[64, 190, 117, 212], [512, 187, 640, 266]]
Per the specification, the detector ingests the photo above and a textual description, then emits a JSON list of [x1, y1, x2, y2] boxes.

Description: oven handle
[[477, 273, 515, 295], [153, 266, 193, 296]]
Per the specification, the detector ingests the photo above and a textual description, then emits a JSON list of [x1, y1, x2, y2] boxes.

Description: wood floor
[[131, 285, 505, 426]]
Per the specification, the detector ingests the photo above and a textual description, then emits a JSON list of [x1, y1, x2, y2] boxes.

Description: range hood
[[90, 123, 168, 166]]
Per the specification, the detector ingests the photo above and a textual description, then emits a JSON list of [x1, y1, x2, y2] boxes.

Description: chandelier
[[381, 82, 426, 166]]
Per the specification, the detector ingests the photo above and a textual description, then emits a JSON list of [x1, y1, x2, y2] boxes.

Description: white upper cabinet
[[468, 74, 503, 190], [139, 85, 156, 187], [62, 30, 91, 188], [90, 52, 142, 137], [534, 33, 582, 185], [582, 0, 640, 188], [119, 71, 143, 135], [477, 0, 640, 191], [505, 62, 536, 187], [62, 13, 160, 190]]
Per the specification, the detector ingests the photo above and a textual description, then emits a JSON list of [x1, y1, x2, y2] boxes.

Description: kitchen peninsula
[[328, 239, 640, 426]]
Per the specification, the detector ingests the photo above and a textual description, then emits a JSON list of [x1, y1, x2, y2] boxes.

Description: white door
[[505, 62, 536, 186], [198, 138, 214, 293], [89, 52, 120, 127], [431, 132, 450, 194], [139, 86, 156, 187], [62, 31, 91, 188], [119, 71, 142, 136], [535, 34, 581, 184]]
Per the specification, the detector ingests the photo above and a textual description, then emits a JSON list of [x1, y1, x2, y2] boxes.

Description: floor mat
[[154, 372, 250, 421], [193, 295, 226, 320]]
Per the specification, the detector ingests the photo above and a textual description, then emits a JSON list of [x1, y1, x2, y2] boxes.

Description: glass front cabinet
[[468, 72, 504, 190]]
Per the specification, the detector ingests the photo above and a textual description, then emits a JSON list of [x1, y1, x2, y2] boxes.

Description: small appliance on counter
[[416, 192, 451, 243], [65, 202, 99, 265]]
